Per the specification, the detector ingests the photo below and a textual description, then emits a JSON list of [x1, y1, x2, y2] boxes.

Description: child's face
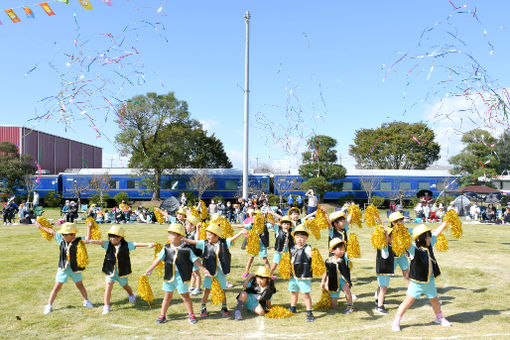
[[294, 233, 308, 246], [333, 218, 346, 230], [425, 234, 431, 247], [281, 222, 291, 231], [109, 235, 122, 245], [185, 220, 195, 233], [206, 231, 220, 244], [168, 232, 183, 245], [62, 233, 76, 242], [256, 276, 268, 287], [177, 213, 185, 221], [290, 212, 299, 221], [332, 244, 346, 257]]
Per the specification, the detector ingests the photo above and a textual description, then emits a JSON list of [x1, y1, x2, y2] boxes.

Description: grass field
[[1, 209, 510, 339]]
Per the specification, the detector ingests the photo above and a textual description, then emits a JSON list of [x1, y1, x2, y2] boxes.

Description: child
[[320, 237, 354, 313], [328, 210, 350, 243], [234, 266, 276, 320], [86, 225, 154, 315], [184, 222, 246, 317], [288, 224, 315, 322], [145, 223, 211, 324], [374, 225, 395, 314], [388, 211, 411, 286], [184, 214, 203, 296], [242, 210, 271, 277], [392, 222, 450, 332], [269, 215, 294, 277], [35, 222, 93, 314]]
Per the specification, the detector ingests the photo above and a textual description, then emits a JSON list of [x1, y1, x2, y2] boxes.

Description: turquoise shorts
[[244, 293, 260, 311], [407, 278, 438, 299], [377, 275, 391, 287], [55, 266, 82, 283], [203, 270, 227, 290], [394, 255, 409, 271], [288, 277, 312, 293], [162, 274, 189, 294], [105, 272, 129, 287], [250, 242, 268, 258], [273, 252, 282, 264], [329, 278, 347, 298]]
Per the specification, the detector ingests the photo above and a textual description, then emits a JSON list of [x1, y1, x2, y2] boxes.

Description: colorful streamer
[[5, 9, 21, 23], [38, 2, 55, 16]]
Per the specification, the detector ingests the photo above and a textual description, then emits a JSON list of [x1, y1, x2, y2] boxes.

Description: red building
[[0, 126, 102, 174]]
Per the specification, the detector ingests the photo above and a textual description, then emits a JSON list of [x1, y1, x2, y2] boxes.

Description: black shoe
[[234, 309, 242, 320], [374, 305, 388, 315], [306, 313, 315, 322], [156, 315, 167, 324]]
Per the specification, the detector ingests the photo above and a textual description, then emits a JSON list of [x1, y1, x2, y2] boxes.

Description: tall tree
[[0, 142, 36, 195], [349, 121, 440, 169], [115, 92, 232, 200], [299, 135, 346, 199], [495, 128, 510, 175], [449, 129, 499, 185]]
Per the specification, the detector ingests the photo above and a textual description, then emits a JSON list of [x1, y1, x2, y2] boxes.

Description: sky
[[2, 0, 510, 172]]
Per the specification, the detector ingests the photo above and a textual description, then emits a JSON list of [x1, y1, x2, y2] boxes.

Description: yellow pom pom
[[347, 233, 361, 258], [311, 248, 326, 277], [278, 252, 292, 279], [199, 200, 208, 220], [210, 277, 225, 305], [265, 305, 294, 318], [314, 289, 332, 309], [76, 240, 89, 268], [392, 223, 412, 257], [153, 207, 164, 224], [444, 210, 463, 238], [315, 205, 329, 230], [348, 205, 362, 228], [266, 213, 276, 225], [246, 229, 260, 256], [219, 216, 234, 239], [188, 206, 200, 219], [86, 216, 101, 240], [199, 225, 207, 240], [363, 204, 380, 228], [36, 216, 54, 241], [252, 213, 265, 234], [138, 274, 154, 307], [435, 233, 449, 252], [304, 218, 320, 240], [153, 243, 164, 277], [369, 224, 387, 249]]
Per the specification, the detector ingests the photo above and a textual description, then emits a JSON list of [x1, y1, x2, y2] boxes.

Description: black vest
[[409, 245, 441, 283], [329, 228, 348, 243], [275, 228, 294, 253], [58, 237, 84, 272], [163, 244, 193, 282], [245, 278, 276, 310], [102, 239, 132, 277], [291, 245, 312, 279], [259, 224, 270, 248], [326, 256, 352, 291], [185, 231, 203, 257], [376, 245, 395, 275], [202, 239, 231, 276]]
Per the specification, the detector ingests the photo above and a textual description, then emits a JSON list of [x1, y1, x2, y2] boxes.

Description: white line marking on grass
[[397, 334, 510, 339], [109, 323, 137, 329]]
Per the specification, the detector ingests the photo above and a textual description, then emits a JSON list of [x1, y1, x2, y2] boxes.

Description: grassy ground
[[1, 209, 510, 339]]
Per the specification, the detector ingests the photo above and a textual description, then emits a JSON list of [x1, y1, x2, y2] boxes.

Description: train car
[[488, 170, 510, 195]]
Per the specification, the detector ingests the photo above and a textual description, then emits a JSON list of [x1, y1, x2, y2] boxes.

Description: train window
[[418, 181, 430, 190], [502, 181, 510, 190], [399, 181, 411, 190], [127, 180, 141, 189], [342, 181, 353, 191], [380, 181, 392, 191], [224, 180, 240, 190], [161, 180, 179, 190], [260, 181, 268, 192], [109, 180, 120, 190]]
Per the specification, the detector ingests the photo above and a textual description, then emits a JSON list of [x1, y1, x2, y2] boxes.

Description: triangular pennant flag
[[23, 7, 35, 19], [57, 0, 70, 3], [102, 0, 113, 6], [39, 2, 56, 16], [5, 9, 21, 23], [78, 0, 94, 10]]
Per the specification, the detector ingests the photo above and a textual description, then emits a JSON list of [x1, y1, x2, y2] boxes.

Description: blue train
[[22, 168, 459, 203]]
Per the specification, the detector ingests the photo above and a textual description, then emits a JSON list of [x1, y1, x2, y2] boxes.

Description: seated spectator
[[104, 209, 114, 223], [487, 204, 497, 222], [436, 207, 445, 220], [95, 209, 105, 224], [414, 202, 424, 219], [503, 207, 510, 224], [119, 200, 131, 220]]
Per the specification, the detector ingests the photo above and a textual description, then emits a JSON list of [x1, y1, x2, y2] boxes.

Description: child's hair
[[293, 231, 308, 237], [415, 230, 432, 247], [333, 216, 346, 224], [108, 233, 122, 239], [332, 242, 346, 251]]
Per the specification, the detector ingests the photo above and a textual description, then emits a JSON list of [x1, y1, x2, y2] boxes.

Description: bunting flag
[[102, 0, 113, 6], [23, 7, 35, 19], [39, 2, 55, 16], [57, 0, 70, 3], [5, 9, 21, 23], [78, 0, 93, 10]]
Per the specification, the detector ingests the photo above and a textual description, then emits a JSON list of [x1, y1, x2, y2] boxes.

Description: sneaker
[[241, 272, 249, 278], [102, 305, 110, 315], [374, 291, 379, 306], [305, 313, 315, 322], [392, 322, 401, 332], [289, 306, 297, 313], [188, 286, 196, 293], [188, 314, 198, 324], [345, 305, 354, 314], [43, 304, 53, 315], [226, 282, 234, 288], [191, 287, 202, 296], [434, 317, 452, 327], [271, 275, 277, 280], [128, 295, 136, 303], [351, 293, 358, 301], [156, 315, 167, 324], [200, 307, 208, 317], [374, 306, 388, 315], [83, 300, 93, 308], [221, 308, 231, 317], [234, 309, 243, 320]]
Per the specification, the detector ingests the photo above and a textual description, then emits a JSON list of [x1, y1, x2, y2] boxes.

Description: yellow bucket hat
[[388, 211, 405, 223], [210, 213, 221, 221], [288, 207, 301, 215], [108, 225, 125, 238], [176, 207, 187, 216], [291, 224, 310, 237], [254, 266, 271, 278], [59, 222, 77, 235], [186, 214, 200, 226], [205, 222, 223, 238], [329, 237, 346, 252], [412, 224, 431, 241], [280, 215, 292, 224], [168, 223, 186, 237], [329, 210, 346, 223]]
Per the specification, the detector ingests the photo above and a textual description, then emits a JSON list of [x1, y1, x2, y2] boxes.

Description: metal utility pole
[[242, 11, 250, 200]]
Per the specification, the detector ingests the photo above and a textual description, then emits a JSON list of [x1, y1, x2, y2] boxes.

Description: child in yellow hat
[[387, 211, 411, 286], [241, 210, 271, 278], [327, 209, 351, 243], [184, 214, 203, 295], [374, 225, 395, 315], [184, 222, 246, 317], [86, 225, 155, 315], [234, 266, 276, 320], [35, 222, 93, 315], [392, 221, 450, 332], [145, 223, 211, 324], [268, 215, 294, 277], [320, 237, 354, 313]]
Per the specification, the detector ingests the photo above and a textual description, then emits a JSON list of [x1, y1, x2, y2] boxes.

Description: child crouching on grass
[[36, 222, 93, 315], [234, 266, 276, 320], [392, 222, 450, 332], [320, 237, 354, 314], [144, 223, 211, 324], [85, 225, 154, 315]]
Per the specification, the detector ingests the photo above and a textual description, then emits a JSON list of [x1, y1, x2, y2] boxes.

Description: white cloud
[[199, 119, 220, 134]]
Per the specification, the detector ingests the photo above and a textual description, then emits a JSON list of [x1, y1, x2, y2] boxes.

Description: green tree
[[0, 142, 36, 195], [349, 121, 440, 169], [495, 128, 510, 174], [299, 135, 346, 199], [449, 129, 499, 185], [115, 92, 232, 200]]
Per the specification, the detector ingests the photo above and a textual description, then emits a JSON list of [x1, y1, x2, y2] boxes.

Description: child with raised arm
[[36, 222, 93, 314], [145, 223, 211, 324], [268, 215, 294, 277], [184, 214, 203, 295], [320, 237, 354, 313], [392, 222, 451, 332], [388, 211, 411, 286], [86, 225, 154, 315], [184, 222, 246, 317], [234, 266, 277, 320], [241, 210, 271, 277]]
